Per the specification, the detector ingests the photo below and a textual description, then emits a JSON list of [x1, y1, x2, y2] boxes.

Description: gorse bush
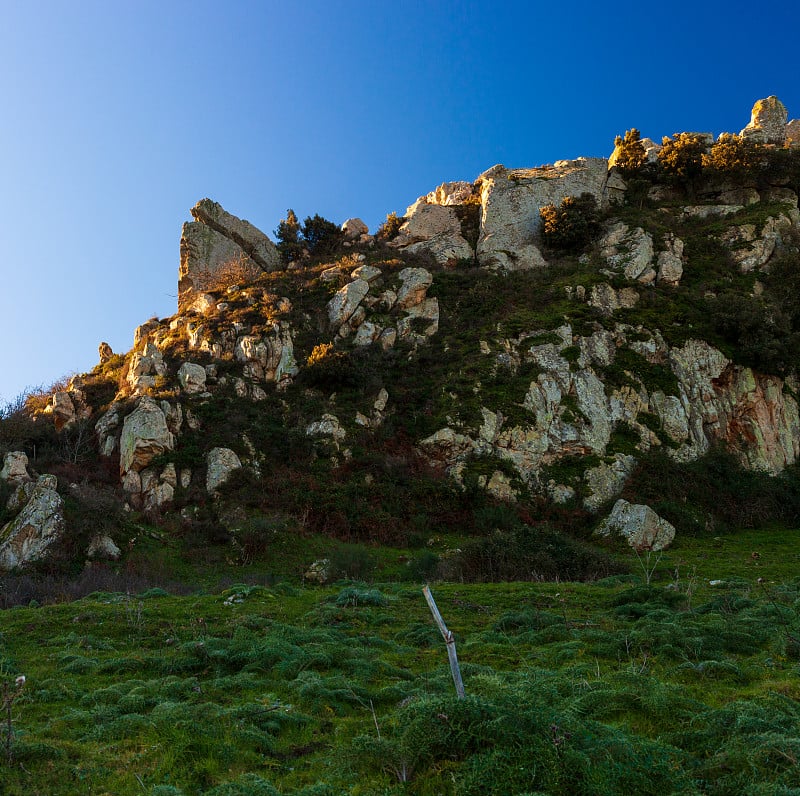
[[612, 128, 647, 175], [539, 193, 602, 253]]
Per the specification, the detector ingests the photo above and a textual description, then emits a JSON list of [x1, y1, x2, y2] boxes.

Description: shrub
[[703, 133, 762, 179], [376, 211, 405, 241], [612, 128, 647, 175], [657, 133, 707, 191], [539, 193, 602, 253]]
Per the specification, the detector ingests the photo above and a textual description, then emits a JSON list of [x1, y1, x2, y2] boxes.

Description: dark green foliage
[[301, 214, 344, 257], [703, 133, 763, 182], [328, 546, 376, 581], [453, 524, 622, 582], [274, 209, 303, 263], [623, 447, 800, 534], [539, 193, 602, 253]]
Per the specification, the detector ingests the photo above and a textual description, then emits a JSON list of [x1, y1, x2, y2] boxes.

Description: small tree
[[275, 209, 303, 263], [539, 193, 602, 253], [376, 211, 405, 241], [612, 128, 647, 175], [301, 214, 344, 256]]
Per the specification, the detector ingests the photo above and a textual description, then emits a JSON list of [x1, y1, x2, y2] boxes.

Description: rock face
[[741, 96, 788, 145], [119, 398, 175, 474], [392, 202, 474, 265], [179, 199, 281, 309], [477, 158, 611, 271], [0, 475, 65, 571], [595, 499, 676, 551]]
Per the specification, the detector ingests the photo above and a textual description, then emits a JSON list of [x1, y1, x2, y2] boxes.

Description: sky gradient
[[2, 0, 799, 403]]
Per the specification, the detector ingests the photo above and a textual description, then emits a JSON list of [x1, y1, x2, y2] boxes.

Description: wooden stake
[[422, 585, 465, 699]]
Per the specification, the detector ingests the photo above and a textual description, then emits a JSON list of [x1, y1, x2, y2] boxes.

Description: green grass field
[[1, 528, 799, 795]]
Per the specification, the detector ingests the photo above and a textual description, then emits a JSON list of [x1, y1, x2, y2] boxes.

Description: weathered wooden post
[[422, 585, 465, 699]]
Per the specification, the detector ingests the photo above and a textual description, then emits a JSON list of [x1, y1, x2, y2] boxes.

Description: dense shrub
[[657, 132, 707, 192], [376, 211, 405, 241], [612, 128, 647, 175], [539, 193, 602, 253], [274, 209, 303, 263], [301, 214, 344, 257]]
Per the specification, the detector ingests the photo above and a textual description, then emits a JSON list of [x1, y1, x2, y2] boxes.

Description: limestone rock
[[426, 181, 474, 206], [119, 398, 175, 474], [177, 362, 207, 395], [682, 205, 743, 220], [87, 534, 121, 561], [50, 391, 76, 430], [787, 119, 800, 147], [190, 198, 281, 274], [721, 215, 791, 273], [306, 414, 346, 442], [600, 224, 655, 281], [341, 218, 369, 239], [741, 96, 788, 145], [477, 158, 609, 271], [656, 234, 684, 286], [98, 342, 114, 363], [392, 203, 473, 265], [351, 264, 382, 282], [395, 267, 433, 309], [588, 283, 639, 316], [95, 406, 121, 457], [327, 279, 370, 327], [304, 558, 331, 584], [1, 452, 31, 485], [206, 447, 243, 494], [0, 475, 66, 571], [596, 499, 676, 551]]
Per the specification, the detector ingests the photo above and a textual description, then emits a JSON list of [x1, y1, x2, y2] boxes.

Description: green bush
[[539, 193, 602, 253]]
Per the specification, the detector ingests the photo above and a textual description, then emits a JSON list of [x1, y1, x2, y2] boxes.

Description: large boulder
[[206, 447, 242, 494], [177, 362, 207, 395], [741, 96, 788, 145], [595, 499, 676, 551], [119, 398, 175, 474], [0, 451, 31, 485], [179, 222, 250, 305], [392, 203, 474, 265], [327, 279, 370, 327], [0, 475, 65, 571]]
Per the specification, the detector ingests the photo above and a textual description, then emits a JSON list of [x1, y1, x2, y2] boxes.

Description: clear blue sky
[[1, 0, 798, 404]]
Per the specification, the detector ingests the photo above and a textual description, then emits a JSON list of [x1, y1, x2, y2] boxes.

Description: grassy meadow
[[1, 528, 799, 796]]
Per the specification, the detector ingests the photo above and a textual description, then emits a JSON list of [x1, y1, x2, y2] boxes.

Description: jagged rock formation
[[179, 199, 281, 310], [596, 499, 676, 551]]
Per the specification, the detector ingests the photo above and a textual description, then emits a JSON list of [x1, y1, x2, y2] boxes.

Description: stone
[[596, 499, 676, 551], [395, 267, 433, 309], [119, 398, 175, 474], [190, 198, 281, 273], [306, 414, 346, 442], [397, 298, 439, 340], [50, 391, 76, 431], [656, 234, 684, 286], [477, 158, 610, 271], [341, 218, 369, 239], [426, 181, 474, 206], [98, 342, 114, 363], [5, 481, 35, 515], [87, 534, 121, 561], [0, 475, 65, 571], [392, 203, 473, 265], [177, 362, 207, 394], [588, 283, 639, 316], [133, 318, 160, 348], [374, 388, 389, 413], [327, 279, 370, 327], [191, 293, 218, 315], [600, 224, 655, 281], [740, 96, 788, 145], [787, 119, 800, 147], [304, 558, 331, 584], [353, 321, 381, 346], [721, 215, 791, 273], [681, 205, 743, 220], [1, 451, 31, 484], [350, 264, 382, 282], [206, 447, 242, 494]]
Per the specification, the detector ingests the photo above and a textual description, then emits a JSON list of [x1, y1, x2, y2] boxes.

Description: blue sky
[[1, 0, 799, 403]]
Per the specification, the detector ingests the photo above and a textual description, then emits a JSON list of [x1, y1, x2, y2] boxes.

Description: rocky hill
[[2, 96, 800, 579]]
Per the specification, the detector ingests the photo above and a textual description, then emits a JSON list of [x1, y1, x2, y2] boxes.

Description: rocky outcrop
[[119, 398, 175, 474], [177, 362, 207, 395], [391, 202, 474, 265], [741, 96, 788, 145], [0, 475, 65, 571], [98, 342, 114, 363], [600, 223, 655, 282], [595, 499, 676, 551], [720, 213, 794, 273], [477, 158, 612, 271], [179, 199, 281, 309], [326, 264, 439, 347]]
